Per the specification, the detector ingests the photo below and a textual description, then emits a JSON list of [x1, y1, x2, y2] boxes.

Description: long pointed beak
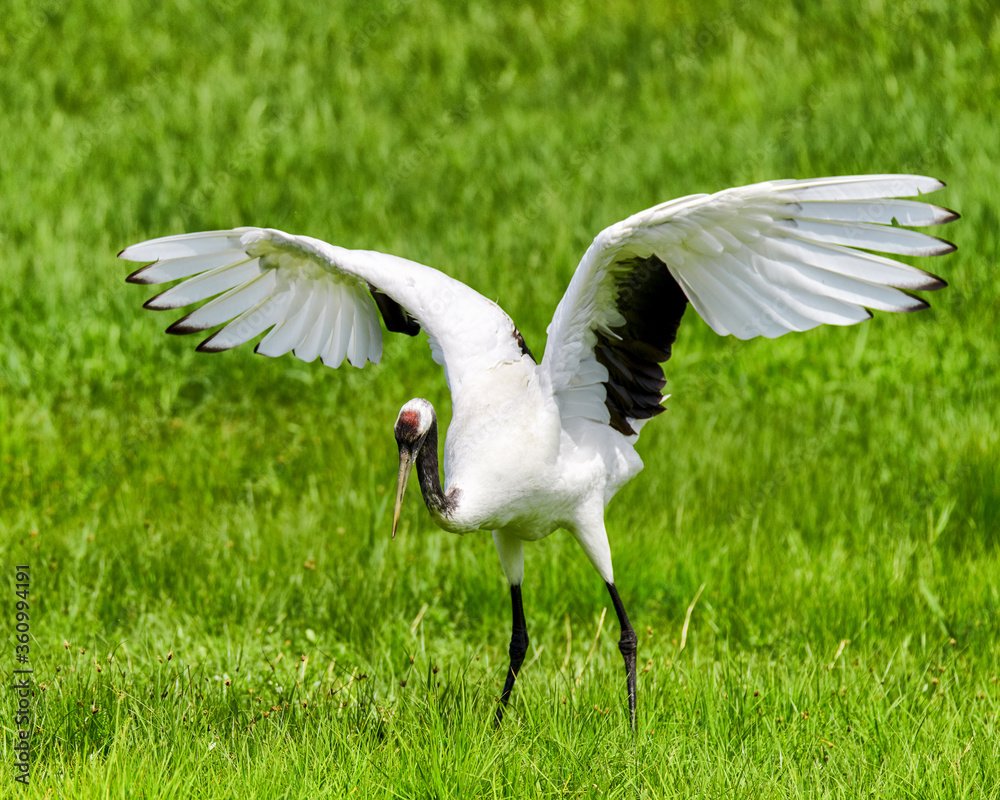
[[392, 447, 414, 539]]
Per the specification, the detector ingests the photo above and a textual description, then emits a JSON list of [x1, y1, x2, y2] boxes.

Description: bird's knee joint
[[509, 630, 529, 663], [618, 630, 637, 658]]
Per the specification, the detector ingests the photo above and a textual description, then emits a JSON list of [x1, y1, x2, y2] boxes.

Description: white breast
[[441, 358, 642, 539]]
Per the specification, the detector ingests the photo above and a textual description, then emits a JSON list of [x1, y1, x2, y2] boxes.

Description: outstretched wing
[[541, 174, 957, 436], [121, 227, 531, 390]]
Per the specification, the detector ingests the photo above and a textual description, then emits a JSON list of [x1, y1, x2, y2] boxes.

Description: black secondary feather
[[595, 255, 688, 436]]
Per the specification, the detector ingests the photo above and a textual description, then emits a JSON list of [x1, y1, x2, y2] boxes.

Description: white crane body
[[121, 173, 957, 728]]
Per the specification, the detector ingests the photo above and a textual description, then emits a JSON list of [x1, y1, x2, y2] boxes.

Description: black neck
[[415, 417, 456, 519]]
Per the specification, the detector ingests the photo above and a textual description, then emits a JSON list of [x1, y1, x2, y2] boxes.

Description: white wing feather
[[121, 227, 527, 388], [542, 174, 956, 429], [122, 175, 955, 440]]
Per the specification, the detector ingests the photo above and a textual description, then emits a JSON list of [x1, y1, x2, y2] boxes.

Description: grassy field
[[2, 0, 998, 796]]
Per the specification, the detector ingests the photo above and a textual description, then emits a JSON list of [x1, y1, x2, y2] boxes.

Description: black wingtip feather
[[165, 313, 205, 335], [196, 335, 229, 353], [143, 284, 191, 310], [897, 293, 931, 313], [919, 272, 948, 291], [127, 264, 158, 284]]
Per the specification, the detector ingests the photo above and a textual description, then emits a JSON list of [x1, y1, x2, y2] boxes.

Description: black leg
[[495, 584, 529, 726], [606, 582, 638, 730]]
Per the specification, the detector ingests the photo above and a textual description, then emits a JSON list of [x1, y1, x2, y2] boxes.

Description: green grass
[[2, 0, 999, 796]]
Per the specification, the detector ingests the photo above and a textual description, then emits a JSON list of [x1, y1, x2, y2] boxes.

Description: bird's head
[[392, 398, 436, 538]]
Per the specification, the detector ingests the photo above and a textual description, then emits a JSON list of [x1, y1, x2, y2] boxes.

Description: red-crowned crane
[[121, 174, 957, 729]]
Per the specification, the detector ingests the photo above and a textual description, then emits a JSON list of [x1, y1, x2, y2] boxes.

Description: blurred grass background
[[1, 0, 998, 796]]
